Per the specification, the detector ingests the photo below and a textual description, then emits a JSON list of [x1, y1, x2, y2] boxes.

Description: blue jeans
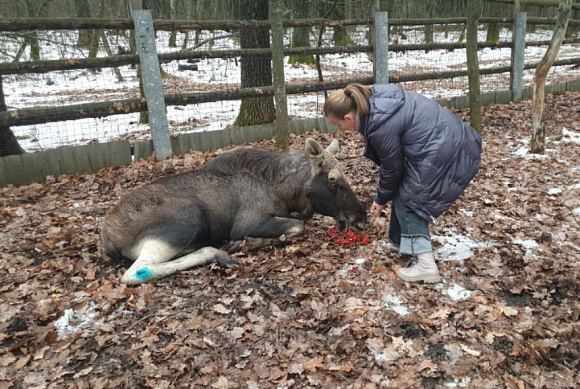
[[388, 196, 432, 255]]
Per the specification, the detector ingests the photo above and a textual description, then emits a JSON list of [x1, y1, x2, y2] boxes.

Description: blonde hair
[[323, 83, 373, 118]]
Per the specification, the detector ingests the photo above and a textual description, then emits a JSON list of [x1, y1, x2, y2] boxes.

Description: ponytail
[[323, 83, 372, 118]]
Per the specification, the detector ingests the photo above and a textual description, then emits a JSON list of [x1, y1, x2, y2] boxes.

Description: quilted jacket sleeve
[[371, 132, 404, 205]]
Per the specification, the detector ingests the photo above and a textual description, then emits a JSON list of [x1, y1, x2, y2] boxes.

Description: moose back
[[101, 138, 367, 285]]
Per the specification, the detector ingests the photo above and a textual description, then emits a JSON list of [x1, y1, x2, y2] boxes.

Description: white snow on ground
[[514, 147, 550, 160], [548, 188, 563, 195], [444, 283, 473, 301], [383, 294, 409, 316], [513, 239, 539, 249], [432, 280, 474, 300], [3, 26, 579, 151], [54, 302, 101, 340], [446, 377, 472, 388], [432, 233, 491, 262], [562, 128, 580, 144]]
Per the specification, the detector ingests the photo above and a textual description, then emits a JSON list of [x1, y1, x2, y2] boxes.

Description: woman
[[324, 83, 482, 283]]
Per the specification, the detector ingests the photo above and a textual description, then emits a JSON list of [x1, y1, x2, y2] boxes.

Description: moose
[[101, 138, 367, 285]]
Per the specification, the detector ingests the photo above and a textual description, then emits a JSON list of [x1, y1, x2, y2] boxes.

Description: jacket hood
[[366, 84, 405, 133]]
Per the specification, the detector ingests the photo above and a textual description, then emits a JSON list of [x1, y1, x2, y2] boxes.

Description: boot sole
[[395, 270, 442, 283]]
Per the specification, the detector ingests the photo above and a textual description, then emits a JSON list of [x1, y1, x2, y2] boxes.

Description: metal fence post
[[510, 12, 527, 102], [270, 0, 289, 149], [374, 12, 389, 84], [131, 9, 173, 160]]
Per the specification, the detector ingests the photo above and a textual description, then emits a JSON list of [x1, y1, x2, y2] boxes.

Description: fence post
[[466, 0, 482, 133], [270, 0, 289, 149], [131, 8, 173, 160], [510, 12, 527, 102], [374, 12, 389, 84]]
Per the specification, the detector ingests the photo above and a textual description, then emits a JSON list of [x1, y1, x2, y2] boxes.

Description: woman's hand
[[371, 201, 387, 218]]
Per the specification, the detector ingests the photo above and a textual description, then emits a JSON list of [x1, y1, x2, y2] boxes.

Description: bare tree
[[74, 0, 92, 47], [0, 76, 24, 157], [234, 0, 275, 127], [531, 0, 573, 153], [288, 0, 315, 65]]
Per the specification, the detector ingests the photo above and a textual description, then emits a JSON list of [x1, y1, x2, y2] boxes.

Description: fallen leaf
[[303, 356, 323, 372], [213, 304, 231, 315], [211, 376, 238, 389]]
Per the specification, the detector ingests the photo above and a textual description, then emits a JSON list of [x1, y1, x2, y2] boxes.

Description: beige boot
[[395, 252, 441, 283]]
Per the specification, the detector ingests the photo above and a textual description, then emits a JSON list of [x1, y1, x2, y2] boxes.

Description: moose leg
[[246, 216, 305, 238], [121, 239, 239, 285], [228, 216, 305, 254]]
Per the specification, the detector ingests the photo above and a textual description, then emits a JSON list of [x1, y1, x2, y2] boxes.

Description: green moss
[[288, 54, 316, 65]]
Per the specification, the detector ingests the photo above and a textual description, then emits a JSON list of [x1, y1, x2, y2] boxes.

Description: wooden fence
[[0, 12, 579, 187]]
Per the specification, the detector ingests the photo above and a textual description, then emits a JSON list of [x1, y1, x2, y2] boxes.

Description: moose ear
[[325, 139, 339, 155], [305, 138, 324, 158]]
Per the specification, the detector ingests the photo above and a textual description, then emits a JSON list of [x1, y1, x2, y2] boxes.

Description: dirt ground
[[1, 92, 579, 389]]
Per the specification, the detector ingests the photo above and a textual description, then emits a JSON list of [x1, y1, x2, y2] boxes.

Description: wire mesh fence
[[1, 14, 579, 157], [1, 28, 141, 152]]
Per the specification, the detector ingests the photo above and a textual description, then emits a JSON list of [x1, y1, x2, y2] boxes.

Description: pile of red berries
[[328, 227, 370, 246]]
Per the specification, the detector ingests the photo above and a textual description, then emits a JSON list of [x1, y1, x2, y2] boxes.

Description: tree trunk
[[331, 3, 355, 46], [75, 0, 92, 48], [288, 0, 315, 65], [485, 1, 502, 43], [467, 0, 482, 133], [100, 31, 124, 81], [424, 1, 435, 44], [25, 32, 41, 61], [0, 76, 24, 157], [486, 21, 500, 43], [566, 0, 580, 37], [88, 1, 105, 65], [234, 0, 275, 127], [168, 0, 177, 47], [531, 0, 572, 154], [142, 0, 160, 18]]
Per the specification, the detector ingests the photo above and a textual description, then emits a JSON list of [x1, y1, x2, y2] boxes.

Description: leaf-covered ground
[[1, 92, 579, 389]]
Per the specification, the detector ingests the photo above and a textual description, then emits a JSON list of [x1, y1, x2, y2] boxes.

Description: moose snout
[[350, 214, 367, 232], [337, 212, 367, 232]]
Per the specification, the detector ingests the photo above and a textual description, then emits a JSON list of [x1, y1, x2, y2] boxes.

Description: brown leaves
[[1, 93, 580, 387]]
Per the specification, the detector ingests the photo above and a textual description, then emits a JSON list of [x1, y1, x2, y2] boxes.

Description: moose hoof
[[226, 240, 244, 254], [215, 252, 241, 268]]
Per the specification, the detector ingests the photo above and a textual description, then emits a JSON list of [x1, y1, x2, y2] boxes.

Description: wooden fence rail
[[2, 38, 579, 76], [1, 16, 580, 32], [1, 12, 580, 188], [3, 54, 580, 128]]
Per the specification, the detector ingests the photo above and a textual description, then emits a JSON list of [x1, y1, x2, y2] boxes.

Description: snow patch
[[514, 146, 549, 159], [562, 128, 580, 144], [567, 183, 580, 190], [54, 302, 101, 340], [459, 208, 473, 217], [383, 295, 409, 316], [433, 234, 490, 262], [548, 187, 563, 195], [513, 239, 539, 249], [574, 208, 580, 216], [444, 283, 473, 301], [446, 377, 471, 388]]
